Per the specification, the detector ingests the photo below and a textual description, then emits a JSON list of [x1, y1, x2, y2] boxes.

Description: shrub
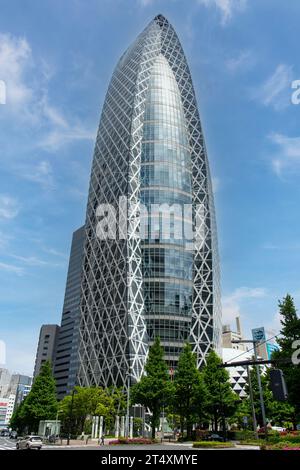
[[109, 438, 154, 445], [261, 441, 300, 450], [280, 434, 300, 443], [193, 441, 235, 449], [230, 431, 257, 441]]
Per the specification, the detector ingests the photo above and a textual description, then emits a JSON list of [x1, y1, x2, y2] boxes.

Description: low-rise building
[[0, 394, 15, 428]]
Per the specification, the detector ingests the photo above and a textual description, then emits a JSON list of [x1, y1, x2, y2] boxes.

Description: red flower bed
[[283, 447, 300, 451]]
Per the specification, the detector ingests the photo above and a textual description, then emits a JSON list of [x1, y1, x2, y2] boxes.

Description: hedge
[[193, 441, 235, 449]]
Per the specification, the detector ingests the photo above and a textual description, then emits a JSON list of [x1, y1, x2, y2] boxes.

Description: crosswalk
[[0, 438, 16, 450]]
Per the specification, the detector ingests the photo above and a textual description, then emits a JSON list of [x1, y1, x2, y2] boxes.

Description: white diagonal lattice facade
[[78, 15, 221, 389]]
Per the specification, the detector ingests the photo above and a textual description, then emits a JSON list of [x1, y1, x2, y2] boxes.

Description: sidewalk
[[43, 438, 108, 448]]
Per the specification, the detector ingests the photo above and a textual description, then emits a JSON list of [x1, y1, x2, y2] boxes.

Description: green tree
[[58, 386, 116, 436], [173, 343, 207, 438], [10, 397, 27, 433], [202, 350, 239, 433], [15, 361, 58, 433], [130, 337, 173, 439], [272, 294, 300, 426]]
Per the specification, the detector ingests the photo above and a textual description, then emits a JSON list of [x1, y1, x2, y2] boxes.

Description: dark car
[[207, 433, 224, 442]]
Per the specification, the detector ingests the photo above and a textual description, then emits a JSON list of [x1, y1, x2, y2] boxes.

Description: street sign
[[252, 327, 266, 342]]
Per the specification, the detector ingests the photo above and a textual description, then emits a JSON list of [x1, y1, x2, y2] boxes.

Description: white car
[[271, 426, 286, 432], [16, 436, 43, 450]]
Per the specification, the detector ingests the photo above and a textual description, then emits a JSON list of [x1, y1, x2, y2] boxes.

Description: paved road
[[0, 437, 16, 450], [43, 444, 195, 451], [0, 437, 259, 451]]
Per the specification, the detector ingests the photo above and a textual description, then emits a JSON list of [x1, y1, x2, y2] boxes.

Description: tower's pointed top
[[154, 14, 169, 27]]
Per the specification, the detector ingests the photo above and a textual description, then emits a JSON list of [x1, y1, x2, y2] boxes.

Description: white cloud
[[37, 124, 96, 152], [0, 33, 33, 108], [1, 329, 36, 375], [0, 195, 20, 219], [266, 311, 282, 335], [268, 133, 300, 177], [253, 64, 293, 110], [0, 32, 95, 149], [0, 261, 24, 276], [222, 287, 267, 325], [263, 242, 300, 251], [226, 50, 255, 73], [212, 176, 221, 193], [137, 0, 154, 5], [9, 254, 60, 267], [18, 160, 55, 189], [41, 246, 67, 259], [197, 0, 247, 24]]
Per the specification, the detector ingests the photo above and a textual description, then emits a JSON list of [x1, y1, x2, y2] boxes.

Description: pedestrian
[[100, 434, 105, 446]]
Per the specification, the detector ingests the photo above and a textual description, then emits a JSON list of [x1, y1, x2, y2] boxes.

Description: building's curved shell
[[78, 15, 221, 388]]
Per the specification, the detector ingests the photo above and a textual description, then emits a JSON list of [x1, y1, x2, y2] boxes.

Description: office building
[[54, 226, 85, 399], [33, 324, 60, 377], [79, 14, 221, 389]]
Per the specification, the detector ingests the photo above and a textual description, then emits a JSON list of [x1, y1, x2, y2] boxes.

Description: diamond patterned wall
[[78, 14, 221, 390]]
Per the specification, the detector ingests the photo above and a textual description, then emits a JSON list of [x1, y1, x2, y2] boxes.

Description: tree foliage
[[10, 361, 57, 433], [202, 350, 239, 432], [272, 294, 300, 424], [173, 343, 207, 437], [130, 337, 173, 438], [58, 386, 125, 436]]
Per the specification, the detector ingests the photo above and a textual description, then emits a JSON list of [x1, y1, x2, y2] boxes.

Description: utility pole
[[253, 340, 267, 437], [247, 365, 258, 439], [231, 339, 267, 438]]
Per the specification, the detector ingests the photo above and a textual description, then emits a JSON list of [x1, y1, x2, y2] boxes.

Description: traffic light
[[270, 369, 288, 402]]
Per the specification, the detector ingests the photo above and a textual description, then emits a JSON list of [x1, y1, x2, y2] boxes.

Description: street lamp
[[54, 409, 63, 443], [125, 366, 132, 438], [67, 388, 77, 445]]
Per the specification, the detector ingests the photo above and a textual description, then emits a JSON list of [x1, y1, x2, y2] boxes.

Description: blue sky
[[0, 0, 300, 375]]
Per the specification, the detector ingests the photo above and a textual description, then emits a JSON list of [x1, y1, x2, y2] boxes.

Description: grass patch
[[239, 440, 263, 446], [193, 441, 235, 449]]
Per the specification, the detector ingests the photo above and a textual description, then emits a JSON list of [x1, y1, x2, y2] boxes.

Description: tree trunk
[[151, 421, 156, 440], [151, 411, 158, 440], [180, 418, 184, 435], [214, 415, 218, 433]]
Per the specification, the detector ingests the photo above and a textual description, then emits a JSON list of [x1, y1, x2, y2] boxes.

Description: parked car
[[9, 431, 18, 439], [271, 426, 286, 432], [16, 436, 43, 450], [206, 433, 224, 442]]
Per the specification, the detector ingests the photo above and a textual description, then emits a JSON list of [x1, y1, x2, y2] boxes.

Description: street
[[0, 437, 16, 451], [0, 437, 260, 451]]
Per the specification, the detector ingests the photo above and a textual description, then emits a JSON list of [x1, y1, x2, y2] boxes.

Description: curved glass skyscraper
[[79, 14, 221, 389]]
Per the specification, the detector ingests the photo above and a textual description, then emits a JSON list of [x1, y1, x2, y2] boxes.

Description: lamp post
[[54, 409, 63, 443], [67, 389, 77, 446], [125, 370, 131, 438]]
